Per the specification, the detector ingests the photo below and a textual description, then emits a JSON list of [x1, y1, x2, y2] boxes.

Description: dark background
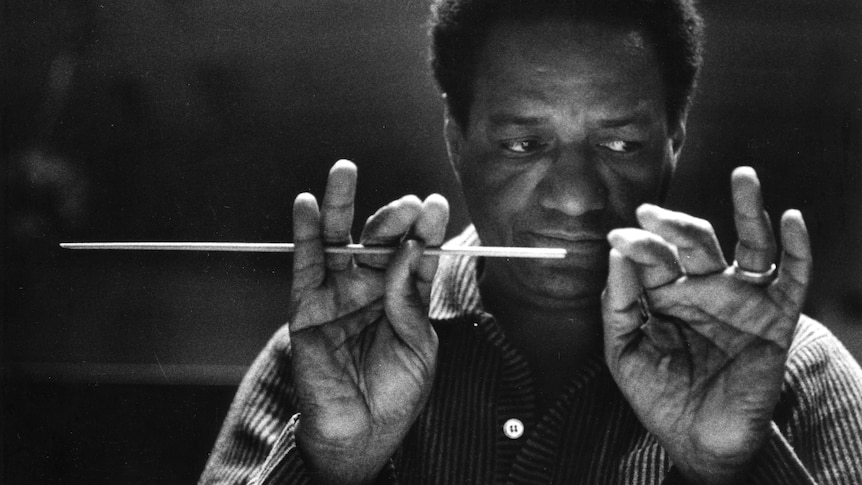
[[2, 1, 861, 483]]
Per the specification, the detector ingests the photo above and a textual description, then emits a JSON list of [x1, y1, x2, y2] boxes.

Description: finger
[[385, 239, 438, 364], [607, 228, 683, 289], [357, 195, 423, 269], [321, 159, 358, 271], [602, 249, 644, 366], [732, 167, 777, 272], [770, 209, 812, 315], [636, 204, 727, 275], [292, 192, 325, 292], [412, 194, 450, 303]]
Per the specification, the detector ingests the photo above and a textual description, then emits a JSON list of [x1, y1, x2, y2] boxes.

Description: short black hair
[[429, 0, 704, 129]]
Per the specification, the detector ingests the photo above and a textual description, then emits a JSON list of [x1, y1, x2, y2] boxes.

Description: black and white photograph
[[3, 1, 861, 483]]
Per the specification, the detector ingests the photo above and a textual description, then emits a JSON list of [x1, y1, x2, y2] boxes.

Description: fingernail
[[331, 159, 356, 171], [402, 238, 425, 252]]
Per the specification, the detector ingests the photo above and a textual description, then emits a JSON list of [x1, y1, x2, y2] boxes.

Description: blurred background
[[2, 0, 860, 482]]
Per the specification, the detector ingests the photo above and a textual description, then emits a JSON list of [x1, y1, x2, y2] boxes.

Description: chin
[[512, 259, 608, 305]]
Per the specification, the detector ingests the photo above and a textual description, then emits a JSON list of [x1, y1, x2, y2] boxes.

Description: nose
[[536, 143, 607, 216]]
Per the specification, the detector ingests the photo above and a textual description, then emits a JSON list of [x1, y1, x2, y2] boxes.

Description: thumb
[[602, 249, 645, 367], [384, 239, 438, 363]]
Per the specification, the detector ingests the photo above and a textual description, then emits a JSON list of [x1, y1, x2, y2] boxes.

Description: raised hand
[[289, 160, 449, 484], [602, 167, 812, 484]]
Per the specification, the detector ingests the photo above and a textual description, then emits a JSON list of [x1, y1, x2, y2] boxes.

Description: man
[[201, 1, 862, 483]]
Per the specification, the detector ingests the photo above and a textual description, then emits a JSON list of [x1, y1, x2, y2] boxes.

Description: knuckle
[[675, 216, 714, 243], [294, 232, 319, 244], [391, 195, 422, 213], [322, 227, 350, 240], [687, 217, 714, 236], [737, 238, 773, 252], [293, 260, 323, 277], [322, 197, 353, 211]]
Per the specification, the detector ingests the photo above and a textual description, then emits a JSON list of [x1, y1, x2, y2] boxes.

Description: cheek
[[602, 153, 672, 223], [459, 158, 541, 239]]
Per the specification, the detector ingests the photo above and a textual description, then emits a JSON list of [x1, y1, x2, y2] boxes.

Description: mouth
[[515, 231, 609, 256]]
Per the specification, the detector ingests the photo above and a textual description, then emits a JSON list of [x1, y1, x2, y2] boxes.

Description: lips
[[514, 230, 609, 256]]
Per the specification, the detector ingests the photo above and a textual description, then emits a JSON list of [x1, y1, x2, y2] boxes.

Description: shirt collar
[[429, 225, 485, 320]]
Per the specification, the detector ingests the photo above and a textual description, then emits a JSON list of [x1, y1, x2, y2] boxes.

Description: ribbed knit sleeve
[[248, 414, 398, 485], [747, 422, 817, 484], [662, 422, 817, 484], [723, 316, 862, 484], [198, 325, 304, 484], [778, 316, 862, 484], [663, 316, 862, 485], [198, 325, 399, 484]]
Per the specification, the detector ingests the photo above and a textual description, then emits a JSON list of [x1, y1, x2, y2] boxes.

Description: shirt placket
[[472, 314, 540, 483], [476, 313, 612, 484]]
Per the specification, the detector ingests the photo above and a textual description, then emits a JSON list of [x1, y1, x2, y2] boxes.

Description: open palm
[[603, 168, 811, 484], [288, 160, 449, 484]]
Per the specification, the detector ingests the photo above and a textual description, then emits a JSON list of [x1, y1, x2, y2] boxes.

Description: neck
[[478, 274, 604, 409], [480, 283, 604, 357]]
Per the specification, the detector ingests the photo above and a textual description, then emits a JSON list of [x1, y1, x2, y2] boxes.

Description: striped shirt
[[201, 226, 862, 484]]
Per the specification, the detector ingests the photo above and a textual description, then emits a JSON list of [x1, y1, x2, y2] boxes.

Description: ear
[[657, 117, 686, 203], [443, 105, 466, 180], [669, 116, 687, 166]]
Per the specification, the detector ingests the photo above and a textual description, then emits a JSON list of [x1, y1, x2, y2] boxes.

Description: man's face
[[446, 18, 684, 308]]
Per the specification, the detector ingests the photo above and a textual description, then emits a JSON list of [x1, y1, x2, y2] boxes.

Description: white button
[[503, 418, 524, 439]]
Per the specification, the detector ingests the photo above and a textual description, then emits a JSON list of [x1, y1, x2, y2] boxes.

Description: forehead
[[471, 18, 666, 119]]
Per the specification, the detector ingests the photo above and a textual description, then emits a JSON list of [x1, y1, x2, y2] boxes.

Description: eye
[[500, 139, 545, 155], [598, 140, 641, 153]]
